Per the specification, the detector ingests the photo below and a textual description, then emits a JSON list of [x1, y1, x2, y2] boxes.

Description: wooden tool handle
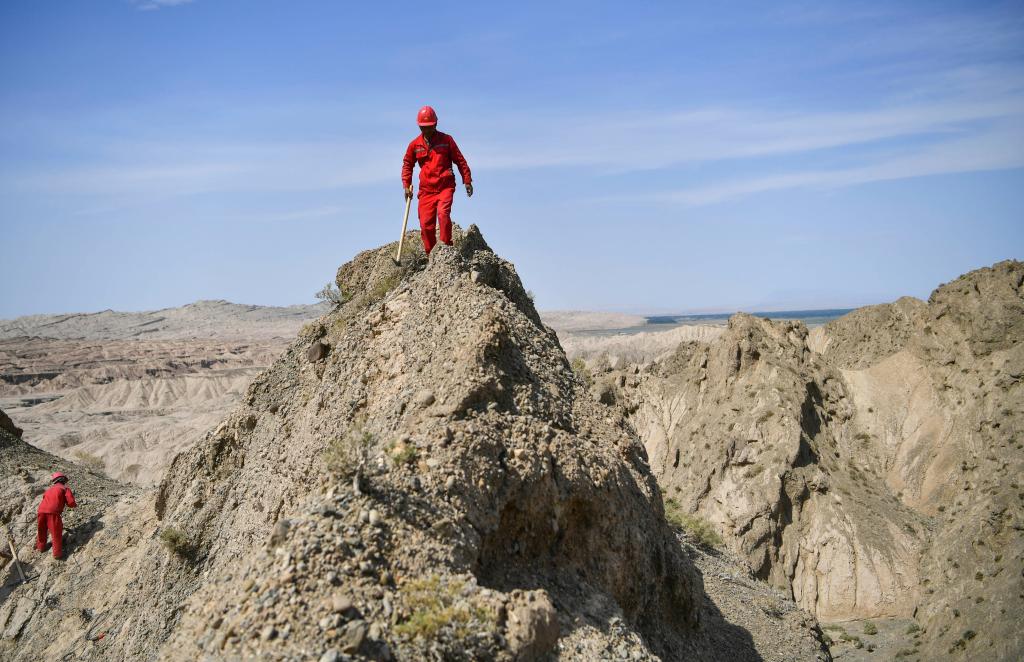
[[395, 195, 412, 263], [4, 524, 27, 584]]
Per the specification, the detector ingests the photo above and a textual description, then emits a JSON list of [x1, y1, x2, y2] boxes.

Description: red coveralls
[[36, 482, 76, 558], [401, 132, 472, 253]]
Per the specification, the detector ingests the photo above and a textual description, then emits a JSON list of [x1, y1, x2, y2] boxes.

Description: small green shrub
[[863, 621, 878, 635], [385, 438, 418, 466], [838, 631, 862, 647], [299, 320, 325, 338], [325, 428, 375, 475], [906, 623, 920, 634], [160, 527, 193, 559], [369, 272, 401, 303], [394, 575, 495, 640], [393, 444, 418, 466], [570, 357, 593, 389], [314, 282, 345, 306], [664, 498, 723, 548]]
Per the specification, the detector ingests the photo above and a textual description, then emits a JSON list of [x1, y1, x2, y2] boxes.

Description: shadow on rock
[[0, 558, 37, 609], [62, 514, 105, 559]]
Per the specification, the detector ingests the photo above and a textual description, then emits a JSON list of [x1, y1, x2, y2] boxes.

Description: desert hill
[[0, 227, 828, 661], [594, 259, 1022, 660], [0, 299, 329, 341], [0, 297, 703, 486], [0, 300, 329, 485], [0, 336, 285, 485]]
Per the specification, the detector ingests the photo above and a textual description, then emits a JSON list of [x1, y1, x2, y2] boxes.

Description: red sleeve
[[448, 136, 472, 185], [402, 140, 416, 188], [65, 486, 77, 508]]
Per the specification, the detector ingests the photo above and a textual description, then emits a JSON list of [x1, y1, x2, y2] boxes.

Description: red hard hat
[[51, 472, 67, 483], [417, 105, 438, 127]]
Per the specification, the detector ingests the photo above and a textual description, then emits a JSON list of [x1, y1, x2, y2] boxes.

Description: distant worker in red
[[402, 105, 473, 254], [36, 471, 76, 559]]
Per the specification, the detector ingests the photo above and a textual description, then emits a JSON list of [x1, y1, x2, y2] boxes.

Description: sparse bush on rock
[[571, 356, 593, 389], [394, 574, 495, 640], [665, 497, 723, 548], [324, 427, 374, 475], [314, 282, 346, 306], [159, 527, 193, 559]]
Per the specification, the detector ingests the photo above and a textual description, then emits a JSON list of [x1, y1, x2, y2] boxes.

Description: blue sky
[[1, 0, 1022, 317]]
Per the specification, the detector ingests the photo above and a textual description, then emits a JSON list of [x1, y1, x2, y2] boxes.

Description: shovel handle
[[4, 524, 27, 584], [395, 195, 412, 263]]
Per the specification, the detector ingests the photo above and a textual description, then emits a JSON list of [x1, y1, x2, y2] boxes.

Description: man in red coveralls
[[36, 471, 76, 559], [402, 105, 473, 253]]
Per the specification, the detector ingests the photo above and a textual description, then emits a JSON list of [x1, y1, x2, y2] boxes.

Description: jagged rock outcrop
[[806, 296, 926, 368], [608, 259, 1022, 660], [819, 260, 1023, 661], [619, 315, 924, 622], [150, 225, 703, 660], [9, 228, 840, 662], [0, 408, 22, 439]]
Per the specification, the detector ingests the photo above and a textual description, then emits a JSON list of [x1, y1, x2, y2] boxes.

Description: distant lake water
[[559, 308, 856, 337], [646, 308, 854, 328]]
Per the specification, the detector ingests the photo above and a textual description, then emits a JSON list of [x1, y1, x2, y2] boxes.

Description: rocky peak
[[149, 225, 703, 660], [922, 258, 1024, 359], [0, 407, 22, 441]]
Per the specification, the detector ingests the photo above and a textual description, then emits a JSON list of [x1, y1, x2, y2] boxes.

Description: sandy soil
[[559, 323, 726, 363], [0, 300, 327, 485], [540, 310, 647, 332]]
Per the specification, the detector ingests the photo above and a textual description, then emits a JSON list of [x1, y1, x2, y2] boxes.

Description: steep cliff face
[[614, 260, 1023, 660], [820, 260, 1023, 660], [622, 315, 923, 622]]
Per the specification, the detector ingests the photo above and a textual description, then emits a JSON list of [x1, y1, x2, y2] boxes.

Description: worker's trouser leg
[[418, 187, 455, 253], [35, 513, 63, 558]]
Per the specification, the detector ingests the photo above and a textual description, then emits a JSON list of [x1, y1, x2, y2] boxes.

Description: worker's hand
[[404, 185, 413, 200], [466, 183, 474, 198]]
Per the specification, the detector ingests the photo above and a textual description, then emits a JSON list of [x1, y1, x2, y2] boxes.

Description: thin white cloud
[[4, 47, 1021, 207], [467, 77, 1024, 173], [129, 0, 195, 11], [639, 123, 1024, 206], [7, 90, 1022, 203]]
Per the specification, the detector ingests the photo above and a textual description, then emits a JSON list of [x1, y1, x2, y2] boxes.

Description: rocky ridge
[[1, 227, 828, 661], [597, 259, 1022, 661]]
